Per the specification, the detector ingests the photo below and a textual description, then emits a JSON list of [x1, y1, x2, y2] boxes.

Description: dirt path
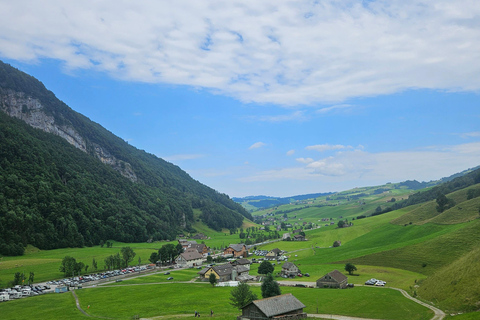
[[390, 287, 445, 320]]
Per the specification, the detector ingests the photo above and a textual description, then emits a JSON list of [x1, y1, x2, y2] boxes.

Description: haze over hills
[[0, 60, 252, 256], [235, 166, 480, 212]]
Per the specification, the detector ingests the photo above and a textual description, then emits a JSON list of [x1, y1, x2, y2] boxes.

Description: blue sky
[[1, 1, 479, 197]]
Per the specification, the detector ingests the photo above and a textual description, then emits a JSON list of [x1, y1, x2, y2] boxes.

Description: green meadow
[[1, 182, 480, 318], [0, 283, 432, 320]]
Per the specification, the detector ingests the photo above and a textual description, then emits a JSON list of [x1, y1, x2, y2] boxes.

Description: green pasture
[[108, 268, 201, 285], [0, 282, 432, 320], [0, 242, 164, 286]]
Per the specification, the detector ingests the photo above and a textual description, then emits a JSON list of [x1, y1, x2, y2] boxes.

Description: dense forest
[[0, 61, 252, 256]]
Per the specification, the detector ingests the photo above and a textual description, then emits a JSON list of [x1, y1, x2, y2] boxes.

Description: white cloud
[[2, 1, 480, 105], [459, 131, 480, 139], [239, 142, 480, 185], [305, 144, 351, 152], [286, 149, 295, 156], [249, 142, 266, 149], [296, 157, 314, 164], [317, 104, 354, 114]]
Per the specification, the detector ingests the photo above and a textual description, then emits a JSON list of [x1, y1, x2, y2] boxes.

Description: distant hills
[[235, 166, 480, 211], [0, 60, 252, 256]]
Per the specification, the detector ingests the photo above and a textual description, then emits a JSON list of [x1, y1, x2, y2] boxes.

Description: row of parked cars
[[47, 266, 148, 287], [365, 278, 387, 286], [0, 284, 51, 301]]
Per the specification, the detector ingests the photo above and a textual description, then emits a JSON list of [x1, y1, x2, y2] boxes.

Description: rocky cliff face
[[0, 89, 138, 183]]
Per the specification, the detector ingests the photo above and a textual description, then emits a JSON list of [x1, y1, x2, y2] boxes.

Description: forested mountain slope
[[0, 61, 251, 255]]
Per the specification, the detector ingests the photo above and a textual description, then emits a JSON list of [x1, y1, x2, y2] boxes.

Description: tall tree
[[120, 247, 136, 268], [261, 273, 281, 298], [209, 273, 217, 287], [258, 260, 274, 275], [230, 282, 258, 309]]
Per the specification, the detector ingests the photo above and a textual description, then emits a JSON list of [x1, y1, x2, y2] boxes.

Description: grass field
[[0, 283, 433, 320]]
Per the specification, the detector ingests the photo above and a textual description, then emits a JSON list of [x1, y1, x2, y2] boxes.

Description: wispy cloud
[[249, 142, 266, 150], [459, 131, 480, 139], [317, 104, 354, 114], [239, 142, 480, 184], [286, 149, 295, 156], [2, 1, 480, 105], [305, 144, 352, 152]]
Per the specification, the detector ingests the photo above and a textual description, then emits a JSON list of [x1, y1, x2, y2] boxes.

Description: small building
[[189, 243, 209, 255], [266, 248, 282, 259], [316, 270, 348, 289], [282, 233, 291, 240], [281, 262, 300, 277], [293, 234, 305, 241], [55, 286, 69, 293], [175, 250, 203, 268], [198, 263, 250, 282], [239, 293, 307, 320], [192, 233, 208, 240], [231, 258, 252, 270], [224, 244, 248, 258]]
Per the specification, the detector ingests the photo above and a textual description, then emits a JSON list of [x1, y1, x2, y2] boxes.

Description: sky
[[0, 0, 479, 198]]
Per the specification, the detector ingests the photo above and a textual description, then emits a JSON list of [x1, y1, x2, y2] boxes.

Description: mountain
[[0, 61, 252, 256], [233, 192, 334, 211]]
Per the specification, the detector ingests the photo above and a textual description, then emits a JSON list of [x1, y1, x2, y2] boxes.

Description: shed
[[239, 293, 306, 320], [316, 269, 348, 289]]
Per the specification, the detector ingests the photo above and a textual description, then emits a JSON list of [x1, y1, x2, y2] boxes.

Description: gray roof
[[190, 243, 206, 252], [233, 258, 251, 265], [235, 265, 250, 274], [326, 269, 348, 283], [213, 263, 233, 276], [179, 251, 202, 261], [229, 244, 246, 252], [250, 294, 306, 317], [282, 262, 297, 270], [270, 248, 281, 254]]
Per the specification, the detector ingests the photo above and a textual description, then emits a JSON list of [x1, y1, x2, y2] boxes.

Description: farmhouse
[[175, 250, 203, 268], [265, 248, 282, 259], [293, 234, 305, 241], [281, 262, 300, 277], [231, 258, 252, 270], [189, 243, 209, 255], [239, 293, 306, 320], [198, 263, 250, 282], [316, 269, 348, 289], [224, 243, 248, 257]]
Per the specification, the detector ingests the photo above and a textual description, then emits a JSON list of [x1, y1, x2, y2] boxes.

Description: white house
[[175, 251, 203, 268]]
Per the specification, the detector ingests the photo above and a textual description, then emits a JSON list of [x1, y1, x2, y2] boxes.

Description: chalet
[[189, 243, 209, 255], [175, 250, 203, 268], [265, 248, 282, 259], [178, 239, 197, 249], [239, 293, 306, 320], [293, 234, 305, 241], [316, 270, 348, 289], [224, 244, 248, 258], [281, 262, 300, 277], [192, 233, 208, 240], [198, 263, 250, 282], [231, 258, 252, 270], [282, 233, 291, 240]]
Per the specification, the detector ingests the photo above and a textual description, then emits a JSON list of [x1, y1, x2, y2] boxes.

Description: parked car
[[164, 272, 170, 275], [167, 277, 173, 280]]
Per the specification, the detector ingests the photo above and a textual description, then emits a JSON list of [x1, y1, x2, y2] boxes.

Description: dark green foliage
[[436, 194, 456, 213], [229, 282, 258, 309], [120, 247, 136, 268], [0, 61, 252, 255], [345, 263, 357, 275], [258, 260, 274, 275], [209, 273, 217, 287], [337, 220, 346, 228], [149, 252, 159, 264], [59, 256, 84, 277], [261, 273, 281, 298]]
